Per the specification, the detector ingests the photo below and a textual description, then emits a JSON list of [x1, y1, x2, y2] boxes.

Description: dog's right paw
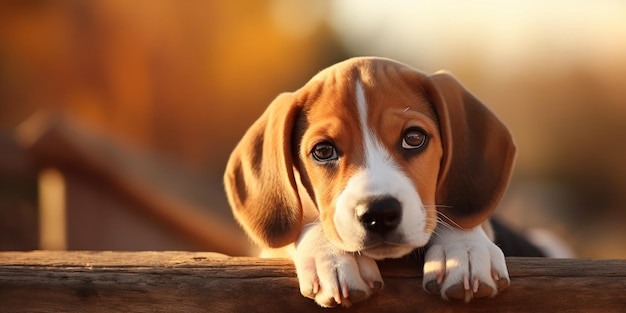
[[294, 224, 384, 307]]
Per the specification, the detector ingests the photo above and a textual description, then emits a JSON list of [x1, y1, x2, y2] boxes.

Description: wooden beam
[[0, 251, 624, 312], [16, 112, 253, 255]]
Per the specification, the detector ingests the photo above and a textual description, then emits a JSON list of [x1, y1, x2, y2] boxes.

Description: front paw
[[294, 224, 383, 307], [422, 226, 510, 302]]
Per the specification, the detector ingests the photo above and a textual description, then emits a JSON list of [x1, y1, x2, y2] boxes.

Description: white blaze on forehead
[[355, 81, 369, 140], [331, 79, 431, 256], [355, 80, 400, 191]]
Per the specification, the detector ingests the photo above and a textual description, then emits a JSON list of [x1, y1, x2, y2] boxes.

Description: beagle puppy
[[224, 57, 515, 307]]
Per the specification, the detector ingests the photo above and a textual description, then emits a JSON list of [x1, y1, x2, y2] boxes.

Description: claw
[[492, 269, 500, 281], [342, 284, 349, 299], [333, 290, 342, 305], [464, 289, 473, 303], [463, 274, 470, 290], [371, 281, 384, 293], [437, 271, 445, 284]]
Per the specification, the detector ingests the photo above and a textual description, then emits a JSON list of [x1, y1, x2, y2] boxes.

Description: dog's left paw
[[422, 225, 510, 302]]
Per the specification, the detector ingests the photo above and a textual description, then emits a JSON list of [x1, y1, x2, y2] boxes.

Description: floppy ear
[[224, 93, 302, 248], [424, 72, 516, 229]]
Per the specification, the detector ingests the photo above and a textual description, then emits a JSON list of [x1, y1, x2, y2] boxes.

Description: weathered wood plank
[[0, 251, 624, 312]]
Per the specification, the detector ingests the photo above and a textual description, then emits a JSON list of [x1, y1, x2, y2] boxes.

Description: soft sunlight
[[329, 0, 626, 72]]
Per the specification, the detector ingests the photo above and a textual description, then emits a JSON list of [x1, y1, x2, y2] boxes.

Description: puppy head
[[224, 57, 515, 258]]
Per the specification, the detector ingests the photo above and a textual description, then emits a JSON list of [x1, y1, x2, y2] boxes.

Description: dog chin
[[361, 244, 416, 260]]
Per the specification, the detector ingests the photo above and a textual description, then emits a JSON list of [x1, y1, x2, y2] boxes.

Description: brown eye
[[312, 142, 338, 162], [402, 128, 428, 150]]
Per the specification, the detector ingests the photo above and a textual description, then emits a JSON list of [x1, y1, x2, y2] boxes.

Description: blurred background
[[1, 0, 625, 258]]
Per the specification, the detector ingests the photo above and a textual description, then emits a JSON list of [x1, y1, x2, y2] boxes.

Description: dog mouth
[[360, 242, 416, 260]]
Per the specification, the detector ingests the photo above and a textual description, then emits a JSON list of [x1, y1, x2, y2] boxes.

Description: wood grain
[[0, 251, 624, 312]]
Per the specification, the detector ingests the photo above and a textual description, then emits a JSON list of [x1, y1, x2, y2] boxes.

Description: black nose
[[359, 197, 402, 236]]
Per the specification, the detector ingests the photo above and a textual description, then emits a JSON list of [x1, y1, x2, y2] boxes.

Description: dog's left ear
[[424, 72, 516, 229]]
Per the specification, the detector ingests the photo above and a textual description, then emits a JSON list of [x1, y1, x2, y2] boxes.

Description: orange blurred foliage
[[0, 1, 342, 169]]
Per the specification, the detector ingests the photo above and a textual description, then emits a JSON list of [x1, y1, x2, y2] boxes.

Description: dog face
[[293, 66, 443, 259], [224, 57, 515, 259]]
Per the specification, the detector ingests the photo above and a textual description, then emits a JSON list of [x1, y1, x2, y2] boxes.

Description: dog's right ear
[[224, 93, 303, 248]]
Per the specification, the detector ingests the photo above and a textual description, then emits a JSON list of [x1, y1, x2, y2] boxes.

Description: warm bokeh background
[[1, 1, 625, 258]]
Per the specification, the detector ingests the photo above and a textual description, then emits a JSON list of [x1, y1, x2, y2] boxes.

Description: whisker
[[424, 215, 438, 231], [436, 211, 462, 229], [437, 217, 458, 232], [429, 230, 440, 239], [427, 222, 435, 230], [425, 205, 458, 227], [423, 204, 454, 209]]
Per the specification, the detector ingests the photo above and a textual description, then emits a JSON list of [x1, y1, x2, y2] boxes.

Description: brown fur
[[224, 57, 515, 249]]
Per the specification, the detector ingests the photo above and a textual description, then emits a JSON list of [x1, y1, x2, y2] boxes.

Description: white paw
[[422, 225, 510, 302], [293, 223, 383, 308]]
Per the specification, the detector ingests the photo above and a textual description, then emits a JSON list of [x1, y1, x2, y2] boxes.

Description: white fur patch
[[332, 80, 431, 258]]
